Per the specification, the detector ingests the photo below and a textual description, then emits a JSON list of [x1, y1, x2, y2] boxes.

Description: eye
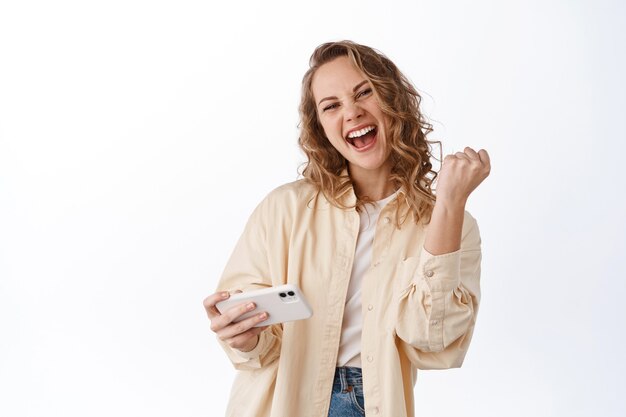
[[356, 88, 372, 99], [322, 103, 339, 112]]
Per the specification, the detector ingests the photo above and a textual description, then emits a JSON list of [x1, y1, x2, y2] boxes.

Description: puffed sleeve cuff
[[396, 214, 481, 363], [408, 247, 463, 352], [416, 247, 462, 292]]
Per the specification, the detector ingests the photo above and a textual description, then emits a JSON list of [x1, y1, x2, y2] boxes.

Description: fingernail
[[247, 302, 255, 309], [259, 312, 268, 319], [221, 292, 229, 298]]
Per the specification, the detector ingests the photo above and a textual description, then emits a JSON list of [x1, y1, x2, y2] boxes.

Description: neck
[[348, 162, 396, 201]]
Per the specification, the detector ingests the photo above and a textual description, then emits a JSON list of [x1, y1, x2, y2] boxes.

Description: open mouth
[[346, 126, 377, 150]]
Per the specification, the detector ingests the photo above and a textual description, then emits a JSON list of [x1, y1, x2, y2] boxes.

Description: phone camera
[[279, 292, 287, 298], [287, 291, 295, 296]]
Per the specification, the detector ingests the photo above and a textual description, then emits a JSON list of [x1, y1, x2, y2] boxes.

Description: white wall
[[1, 0, 625, 416]]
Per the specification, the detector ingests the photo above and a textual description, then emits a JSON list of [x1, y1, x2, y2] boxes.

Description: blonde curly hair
[[298, 40, 440, 225]]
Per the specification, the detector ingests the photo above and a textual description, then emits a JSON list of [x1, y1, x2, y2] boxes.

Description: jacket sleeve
[[214, 196, 282, 370], [395, 211, 481, 370]]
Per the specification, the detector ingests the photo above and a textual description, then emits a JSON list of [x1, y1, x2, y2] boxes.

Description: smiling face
[[311, 56, 392, 178]]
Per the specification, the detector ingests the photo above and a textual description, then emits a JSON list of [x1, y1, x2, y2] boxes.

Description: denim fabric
[[327, 367, 365, 417]]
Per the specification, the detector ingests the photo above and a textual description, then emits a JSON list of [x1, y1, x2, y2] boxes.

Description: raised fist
[[435, 147, 491, 205]]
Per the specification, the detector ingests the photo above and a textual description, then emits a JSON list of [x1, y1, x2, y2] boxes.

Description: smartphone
[[215, 284, 313, 327]]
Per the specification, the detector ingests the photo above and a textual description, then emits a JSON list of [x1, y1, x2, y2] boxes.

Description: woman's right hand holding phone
[[203, 291, 269, 352]]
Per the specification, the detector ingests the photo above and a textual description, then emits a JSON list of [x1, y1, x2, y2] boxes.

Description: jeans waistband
[[333, 366, 362, 389]]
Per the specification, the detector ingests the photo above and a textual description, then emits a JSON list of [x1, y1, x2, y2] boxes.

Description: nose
[[344, 101, 363, 122]]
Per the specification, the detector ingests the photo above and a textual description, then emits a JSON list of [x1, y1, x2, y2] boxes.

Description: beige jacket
[[215, 179, 481, 417]]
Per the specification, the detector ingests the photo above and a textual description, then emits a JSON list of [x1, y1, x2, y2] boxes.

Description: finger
[[443, 154, 456, 164], [454, 151, 470, 160], [203, 291, 230, 319], [478, 149, 490, 167], [213, 301, 258, 330], [225, 325, 267, 350], [217, 311, 269, 341], [464, 147, 480, 161]]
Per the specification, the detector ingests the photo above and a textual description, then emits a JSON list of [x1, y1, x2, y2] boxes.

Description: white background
[[1, 0, 625, 416]]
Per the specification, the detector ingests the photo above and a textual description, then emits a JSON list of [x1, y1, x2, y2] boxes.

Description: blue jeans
[[327, 367, 365, 417]]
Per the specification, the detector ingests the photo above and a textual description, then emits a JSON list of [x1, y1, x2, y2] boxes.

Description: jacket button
[[372, 407, 379, 414], [367, 355, 374, 362], [383, 217, 390, 224], [368, 304, 373, 311], [426, 270, 434, 277]]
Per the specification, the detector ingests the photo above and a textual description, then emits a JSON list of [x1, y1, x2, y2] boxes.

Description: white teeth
[[347, 126, 375, 139]]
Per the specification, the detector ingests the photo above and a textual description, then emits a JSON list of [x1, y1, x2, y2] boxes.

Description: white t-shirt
[[337, 190, 400, 367]]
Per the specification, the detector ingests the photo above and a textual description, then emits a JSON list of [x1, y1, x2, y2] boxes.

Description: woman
[[203, 40, 490, 417]]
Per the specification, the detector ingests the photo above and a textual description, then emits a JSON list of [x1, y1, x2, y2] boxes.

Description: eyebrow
[[317, 80, 369, 106]]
